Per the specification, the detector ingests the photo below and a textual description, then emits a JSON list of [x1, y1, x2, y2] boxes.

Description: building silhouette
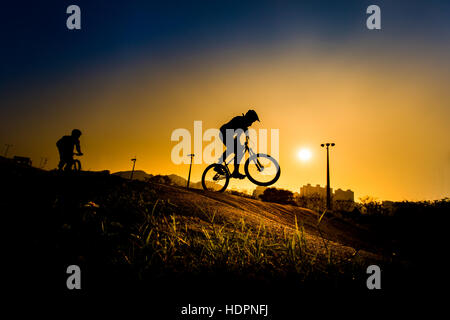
[[300, 184, 332, 198], [300, 184, 354, 202], [334, 188, 354, 202], [13, 156, 32, 166]]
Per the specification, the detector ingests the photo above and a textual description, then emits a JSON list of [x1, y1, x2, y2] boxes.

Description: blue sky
[[1, 1, 449, 90]]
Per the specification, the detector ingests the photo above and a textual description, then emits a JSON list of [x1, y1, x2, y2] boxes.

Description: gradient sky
[[1, 1, 449, 201]]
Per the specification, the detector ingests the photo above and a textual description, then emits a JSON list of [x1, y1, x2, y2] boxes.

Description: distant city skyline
[[300, 183, 354, 202]]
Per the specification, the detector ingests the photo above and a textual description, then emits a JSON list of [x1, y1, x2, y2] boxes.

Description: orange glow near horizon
[[1, 42, 449, 202]]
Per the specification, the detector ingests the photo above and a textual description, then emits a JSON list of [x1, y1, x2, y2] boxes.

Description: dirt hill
[[1, 156, 411, 300], [150, 182, 386, 261], [111, 167, 386, 260]]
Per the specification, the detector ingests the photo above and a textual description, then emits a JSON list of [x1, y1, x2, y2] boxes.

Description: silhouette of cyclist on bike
[[57, 129, 83, 171], [217, 109, 260, 179]]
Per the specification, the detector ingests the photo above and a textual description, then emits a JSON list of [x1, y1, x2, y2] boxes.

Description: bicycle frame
[[221, 137, 264, 173], [204, 136, 280, 191]]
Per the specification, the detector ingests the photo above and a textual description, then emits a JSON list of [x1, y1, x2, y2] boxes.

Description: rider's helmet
[[245, 109, 260, 122], [71, 129, 82, 137]]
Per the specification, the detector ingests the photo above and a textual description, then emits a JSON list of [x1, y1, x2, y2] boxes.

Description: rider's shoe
[[231, 171, 246, 179], [214, 165, 226, 175]]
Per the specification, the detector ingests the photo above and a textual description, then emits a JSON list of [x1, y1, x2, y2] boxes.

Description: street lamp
[[130, 157, 137, 180], [4, 144, 12, 157], [187, 154, 195, 189], [321, 143, 335, 210]]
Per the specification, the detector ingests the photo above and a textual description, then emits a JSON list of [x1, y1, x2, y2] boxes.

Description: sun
[[297, 148, 312, 162]]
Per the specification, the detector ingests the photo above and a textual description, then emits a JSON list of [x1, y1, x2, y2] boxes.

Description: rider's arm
[[75, 140, 82, 155], [243, 126, 250, 138]]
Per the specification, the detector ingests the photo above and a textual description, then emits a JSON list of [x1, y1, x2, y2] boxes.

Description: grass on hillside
[[55, 178, 370, 291]]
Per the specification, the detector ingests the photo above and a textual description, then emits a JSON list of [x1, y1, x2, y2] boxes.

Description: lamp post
[[321, 143, 335, 210], [130, 157, 136, 180], [187, 154, 195, 189], [4, 144, 12, 157]]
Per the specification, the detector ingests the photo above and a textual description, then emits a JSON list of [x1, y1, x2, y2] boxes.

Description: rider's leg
[[232, 136, 239, 172], [57, 149, 65, 170], [215, 129, 229, 173], [57, 159, 64, 171], [215, 130, 245, 179], [231, 136, 246, 179], [63, 154, 74, 172], [216, 129, 226, 164], [219, 128, 238, 164]]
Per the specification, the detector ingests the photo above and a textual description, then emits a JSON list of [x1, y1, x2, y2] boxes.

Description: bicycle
[[71, 154, 82, 171], [201, 136, 280, 192], [61, 153, 82, 172]]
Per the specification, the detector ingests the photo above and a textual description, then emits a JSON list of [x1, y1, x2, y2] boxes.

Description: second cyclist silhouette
[[216, 109, 260, 179], [57, 129, 83, 171]]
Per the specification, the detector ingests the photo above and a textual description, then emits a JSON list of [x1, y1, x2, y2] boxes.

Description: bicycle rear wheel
[[244, 154, 280, 186], [202, 164, 230, 192]]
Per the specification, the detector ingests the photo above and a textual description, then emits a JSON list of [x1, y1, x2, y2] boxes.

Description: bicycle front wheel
[[201, 164, 230, 192], [72, 160, 82, 171], [244, 154, 280, 186]]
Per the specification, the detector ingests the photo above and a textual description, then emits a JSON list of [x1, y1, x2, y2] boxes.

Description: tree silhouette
[[260, 188, 294, 205]]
